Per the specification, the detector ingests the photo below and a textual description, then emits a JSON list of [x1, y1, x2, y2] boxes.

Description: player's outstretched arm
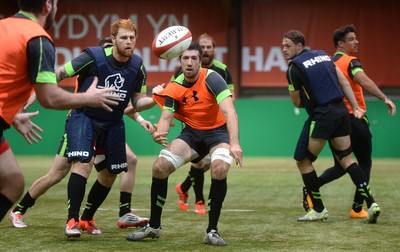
[[353, 72, 397, 116], [34, 77, 120, 112]]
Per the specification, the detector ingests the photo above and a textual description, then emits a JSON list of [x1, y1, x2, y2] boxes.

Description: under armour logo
[[182, 91, 199, 104]]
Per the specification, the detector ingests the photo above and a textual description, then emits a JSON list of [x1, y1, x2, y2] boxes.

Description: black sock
[[352, 159, 371, 212], [318, 165, 346, 187], [119, 191, 132, 217], [191, 167, 205, 203], [352, 178, 365, 213], [149, 177, 168, 228], [0, 193, 13, 222], [352, 198, 364, 212], [302, 170, 324, 212], [12, 191, 36, 214], [181, 171, 192, 193], [67, 173, 87, 222], [346, 163, 374, 208], [81, 179, 111, 221], [207, 178, 227, 233]]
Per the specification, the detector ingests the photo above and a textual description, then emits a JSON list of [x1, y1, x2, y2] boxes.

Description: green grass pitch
[[1, 156, 399, 251]]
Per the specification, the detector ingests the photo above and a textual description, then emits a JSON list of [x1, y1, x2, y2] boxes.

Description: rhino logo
[[99, 73, 128, 99], [104, 73, 125, 90]]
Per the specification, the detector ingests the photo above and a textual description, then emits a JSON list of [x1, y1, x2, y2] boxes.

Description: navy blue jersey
[[66, 46, 146, 122], [287, 49, 343, 113]]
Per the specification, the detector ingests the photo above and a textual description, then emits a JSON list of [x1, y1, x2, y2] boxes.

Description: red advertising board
[[242, 0, 400, 87], [2, 0, 399, 88], [50, 0, 229, 87]]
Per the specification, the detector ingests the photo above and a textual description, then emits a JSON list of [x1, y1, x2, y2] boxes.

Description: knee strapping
[[94, 154, 105, 165], [94, 154, 106, 172], [333, 146, 353, 160], [211, 148, 233, 164], [306, 150, 317, 162], [159, 149, 185, 169]]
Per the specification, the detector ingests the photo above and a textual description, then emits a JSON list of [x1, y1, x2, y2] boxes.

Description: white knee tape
[[211, 148, 233, 164], [159, 149, 185, 169]]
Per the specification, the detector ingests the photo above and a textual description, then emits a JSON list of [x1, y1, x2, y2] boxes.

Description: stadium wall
[[8, 99, 400, 158], [3, 0, 400, 90]]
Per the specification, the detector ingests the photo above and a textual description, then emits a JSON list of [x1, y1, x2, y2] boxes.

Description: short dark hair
[[180, 41, 203, 60], [18, 0, 52, 13], [333, 24, 356, 48], [283, 30, 305, 46]]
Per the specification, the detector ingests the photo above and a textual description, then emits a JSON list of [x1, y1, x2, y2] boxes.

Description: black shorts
[[350, 114, 372, 140], [66, 110, 127, 174], [178, 124, 229, 163], [310, 101, 351, 139], [294, 101, 351, 161]]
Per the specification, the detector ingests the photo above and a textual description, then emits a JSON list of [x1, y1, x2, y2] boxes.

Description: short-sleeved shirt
[[287, 49, 344, 113], [154, 68, 231, 130], [286, 50, 351, 161], [332, 52, 366, 113], [332, 52, 363, 80], [64, 47, 146, 94], [64, 47, 147, 122], [0, 11, 56, 129]]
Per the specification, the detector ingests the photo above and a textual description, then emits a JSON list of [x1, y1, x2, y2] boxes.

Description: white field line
[[96, 208, 255, 212]]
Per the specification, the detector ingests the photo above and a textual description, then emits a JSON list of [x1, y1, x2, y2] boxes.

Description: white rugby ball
[[152, 25, 192, 59]]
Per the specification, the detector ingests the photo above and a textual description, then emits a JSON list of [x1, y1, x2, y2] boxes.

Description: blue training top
[[78, 46, 144, 122], [289, 49, 343, 112]]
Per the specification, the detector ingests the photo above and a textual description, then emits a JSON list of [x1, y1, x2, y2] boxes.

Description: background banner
[[2, 0, 399, 88]]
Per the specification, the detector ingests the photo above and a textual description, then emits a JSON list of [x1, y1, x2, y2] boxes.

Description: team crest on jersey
[[182, 90, 202, 106], [99, 73, 128, 99]]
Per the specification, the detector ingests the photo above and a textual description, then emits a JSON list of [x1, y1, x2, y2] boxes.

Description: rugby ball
[[152, 26, 192, 59]]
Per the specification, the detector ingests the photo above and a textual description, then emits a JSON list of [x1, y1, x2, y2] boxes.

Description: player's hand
[[86, 77, 123, 112], [353, 107, 366, 119], [152, 83, 165, 94], [384, 98, 396, 116], [140, 120, 155, 134], [152, 130, 168, 146], [12, 111, 43, 145], [229, 144, 243, 168]]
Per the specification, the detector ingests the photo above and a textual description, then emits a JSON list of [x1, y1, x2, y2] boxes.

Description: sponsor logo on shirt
[[302, 55, 331, 69]]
